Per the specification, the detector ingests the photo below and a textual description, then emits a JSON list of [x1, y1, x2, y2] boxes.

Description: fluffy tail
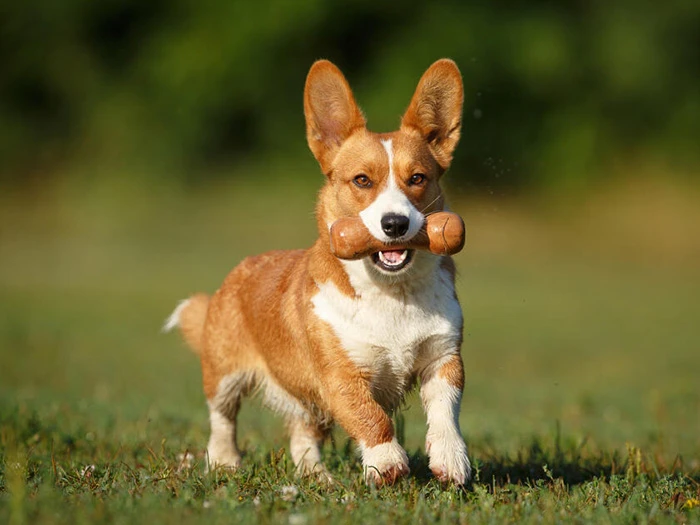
[[162, 293, 210, 355]]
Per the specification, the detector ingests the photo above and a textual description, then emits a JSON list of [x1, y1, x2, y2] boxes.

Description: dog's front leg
[[420, 352, 471, 485], [325, 369, 409, 486]]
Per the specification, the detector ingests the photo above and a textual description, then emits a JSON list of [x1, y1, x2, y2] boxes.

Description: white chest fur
[[311, 255, 462, 407]]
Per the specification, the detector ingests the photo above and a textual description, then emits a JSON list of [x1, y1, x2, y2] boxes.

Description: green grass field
[[1, 176, 699, 523]]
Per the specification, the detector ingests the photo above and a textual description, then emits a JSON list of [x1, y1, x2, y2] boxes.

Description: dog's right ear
[[304, 60, 366, 175]]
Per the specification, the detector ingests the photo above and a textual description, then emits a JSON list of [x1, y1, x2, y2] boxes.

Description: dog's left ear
[[304, 60, 366, 175], [401, 59, 463, 171]]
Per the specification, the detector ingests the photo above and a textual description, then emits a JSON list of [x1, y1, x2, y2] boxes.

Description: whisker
[[420, 192, 444, 215]]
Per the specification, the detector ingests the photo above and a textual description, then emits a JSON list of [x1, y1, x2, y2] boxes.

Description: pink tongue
[[381, 250, 405, 264]]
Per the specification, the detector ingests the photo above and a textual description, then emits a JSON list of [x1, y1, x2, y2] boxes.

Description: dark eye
[[353, 174, 372, 188], [409, 173, 426, 186]]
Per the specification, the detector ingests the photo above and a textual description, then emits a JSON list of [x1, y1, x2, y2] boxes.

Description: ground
[[1, 175, 699, 523]]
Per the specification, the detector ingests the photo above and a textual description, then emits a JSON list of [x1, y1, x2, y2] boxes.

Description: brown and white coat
[[165, 58, 470, 486]]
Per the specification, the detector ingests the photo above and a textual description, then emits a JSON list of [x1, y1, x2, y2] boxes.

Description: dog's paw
[[206, 449, 241, 473], [313, 467, 335, 485], [426, 431, 471, 486], [361, 438, 410, 486], [295, 460, 335, 484]]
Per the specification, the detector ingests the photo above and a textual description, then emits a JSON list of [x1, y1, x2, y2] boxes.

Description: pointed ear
[[304, 60, 366, 174], [401, 59, 464, 170]]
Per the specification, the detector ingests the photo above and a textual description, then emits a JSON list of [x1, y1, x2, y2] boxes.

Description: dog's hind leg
[[287, 415, 333, 482], [207, 402, 241, 470], [206, 371, 255, 470]]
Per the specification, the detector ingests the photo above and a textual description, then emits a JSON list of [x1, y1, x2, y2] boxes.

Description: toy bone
[[329, 211, 466, 260]]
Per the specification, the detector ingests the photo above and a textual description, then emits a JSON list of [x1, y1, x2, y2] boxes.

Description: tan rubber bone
[[329, 211, 466, 260]]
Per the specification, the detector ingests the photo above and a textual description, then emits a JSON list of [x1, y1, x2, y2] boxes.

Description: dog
[[164, 58, 470, 486]]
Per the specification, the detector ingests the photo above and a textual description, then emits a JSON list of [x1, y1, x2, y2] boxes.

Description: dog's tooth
[[376, 249, 409, 267]]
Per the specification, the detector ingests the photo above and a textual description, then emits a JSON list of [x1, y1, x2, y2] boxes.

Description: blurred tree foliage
[[1, 0, 698, 190]]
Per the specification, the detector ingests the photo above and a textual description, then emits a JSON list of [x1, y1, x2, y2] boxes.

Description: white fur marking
[[421, 376, 470, 484], [358, 139, 424, 243], [312, 260, 461, 408], [360, 437, 409, 481], [206, 403, 241, 469], [261, 376, 309, 420], [382, 138, 396, 182], [290, 427, 322, 467], [287, 418, 333, 481], [162, 299, 190, 333]]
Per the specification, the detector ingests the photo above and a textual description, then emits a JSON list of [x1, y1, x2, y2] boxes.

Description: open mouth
[[371, 249, 414, 272]]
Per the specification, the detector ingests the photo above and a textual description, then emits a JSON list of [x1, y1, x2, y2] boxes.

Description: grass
[[1, 173, 699, 523]]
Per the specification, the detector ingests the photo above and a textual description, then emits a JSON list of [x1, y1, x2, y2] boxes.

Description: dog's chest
[[311, 262, 462, 388]]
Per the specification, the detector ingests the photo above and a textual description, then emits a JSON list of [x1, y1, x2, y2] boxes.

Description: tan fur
[[436, 354, 465, 389], [401, 59, 464, 170], [170, 59, 467, 486], [304, 60, 366, 175]]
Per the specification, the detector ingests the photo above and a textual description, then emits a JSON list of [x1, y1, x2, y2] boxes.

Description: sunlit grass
[[1, 174, 699, 523]]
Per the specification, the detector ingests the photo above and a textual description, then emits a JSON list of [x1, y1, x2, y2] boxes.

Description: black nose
[[381, 213, 410, 238]]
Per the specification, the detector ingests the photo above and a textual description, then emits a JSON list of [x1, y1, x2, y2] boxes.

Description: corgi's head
[[305, 59, 463, 275]]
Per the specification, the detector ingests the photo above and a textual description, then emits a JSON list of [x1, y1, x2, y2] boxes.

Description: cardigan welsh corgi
[[165, 58, 470, 486]]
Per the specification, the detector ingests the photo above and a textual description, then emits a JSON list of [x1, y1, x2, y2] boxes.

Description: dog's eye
[[409, 173, 426, 186], [353, 174, 372, 188]]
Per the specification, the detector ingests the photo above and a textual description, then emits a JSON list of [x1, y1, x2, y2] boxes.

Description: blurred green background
[[1, 0, 699, 499], [2, 0, 699, 190]]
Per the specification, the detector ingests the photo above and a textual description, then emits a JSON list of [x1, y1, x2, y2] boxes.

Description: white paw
[[361, 438, 410, 486], [206, 447, 241, 472], [426, 430, 471, 485], [308, 465, 335, 484], [295, 459, 334, 483]]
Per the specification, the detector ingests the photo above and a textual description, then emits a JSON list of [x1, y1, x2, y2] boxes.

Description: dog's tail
[[162, 293, 210, 355]]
